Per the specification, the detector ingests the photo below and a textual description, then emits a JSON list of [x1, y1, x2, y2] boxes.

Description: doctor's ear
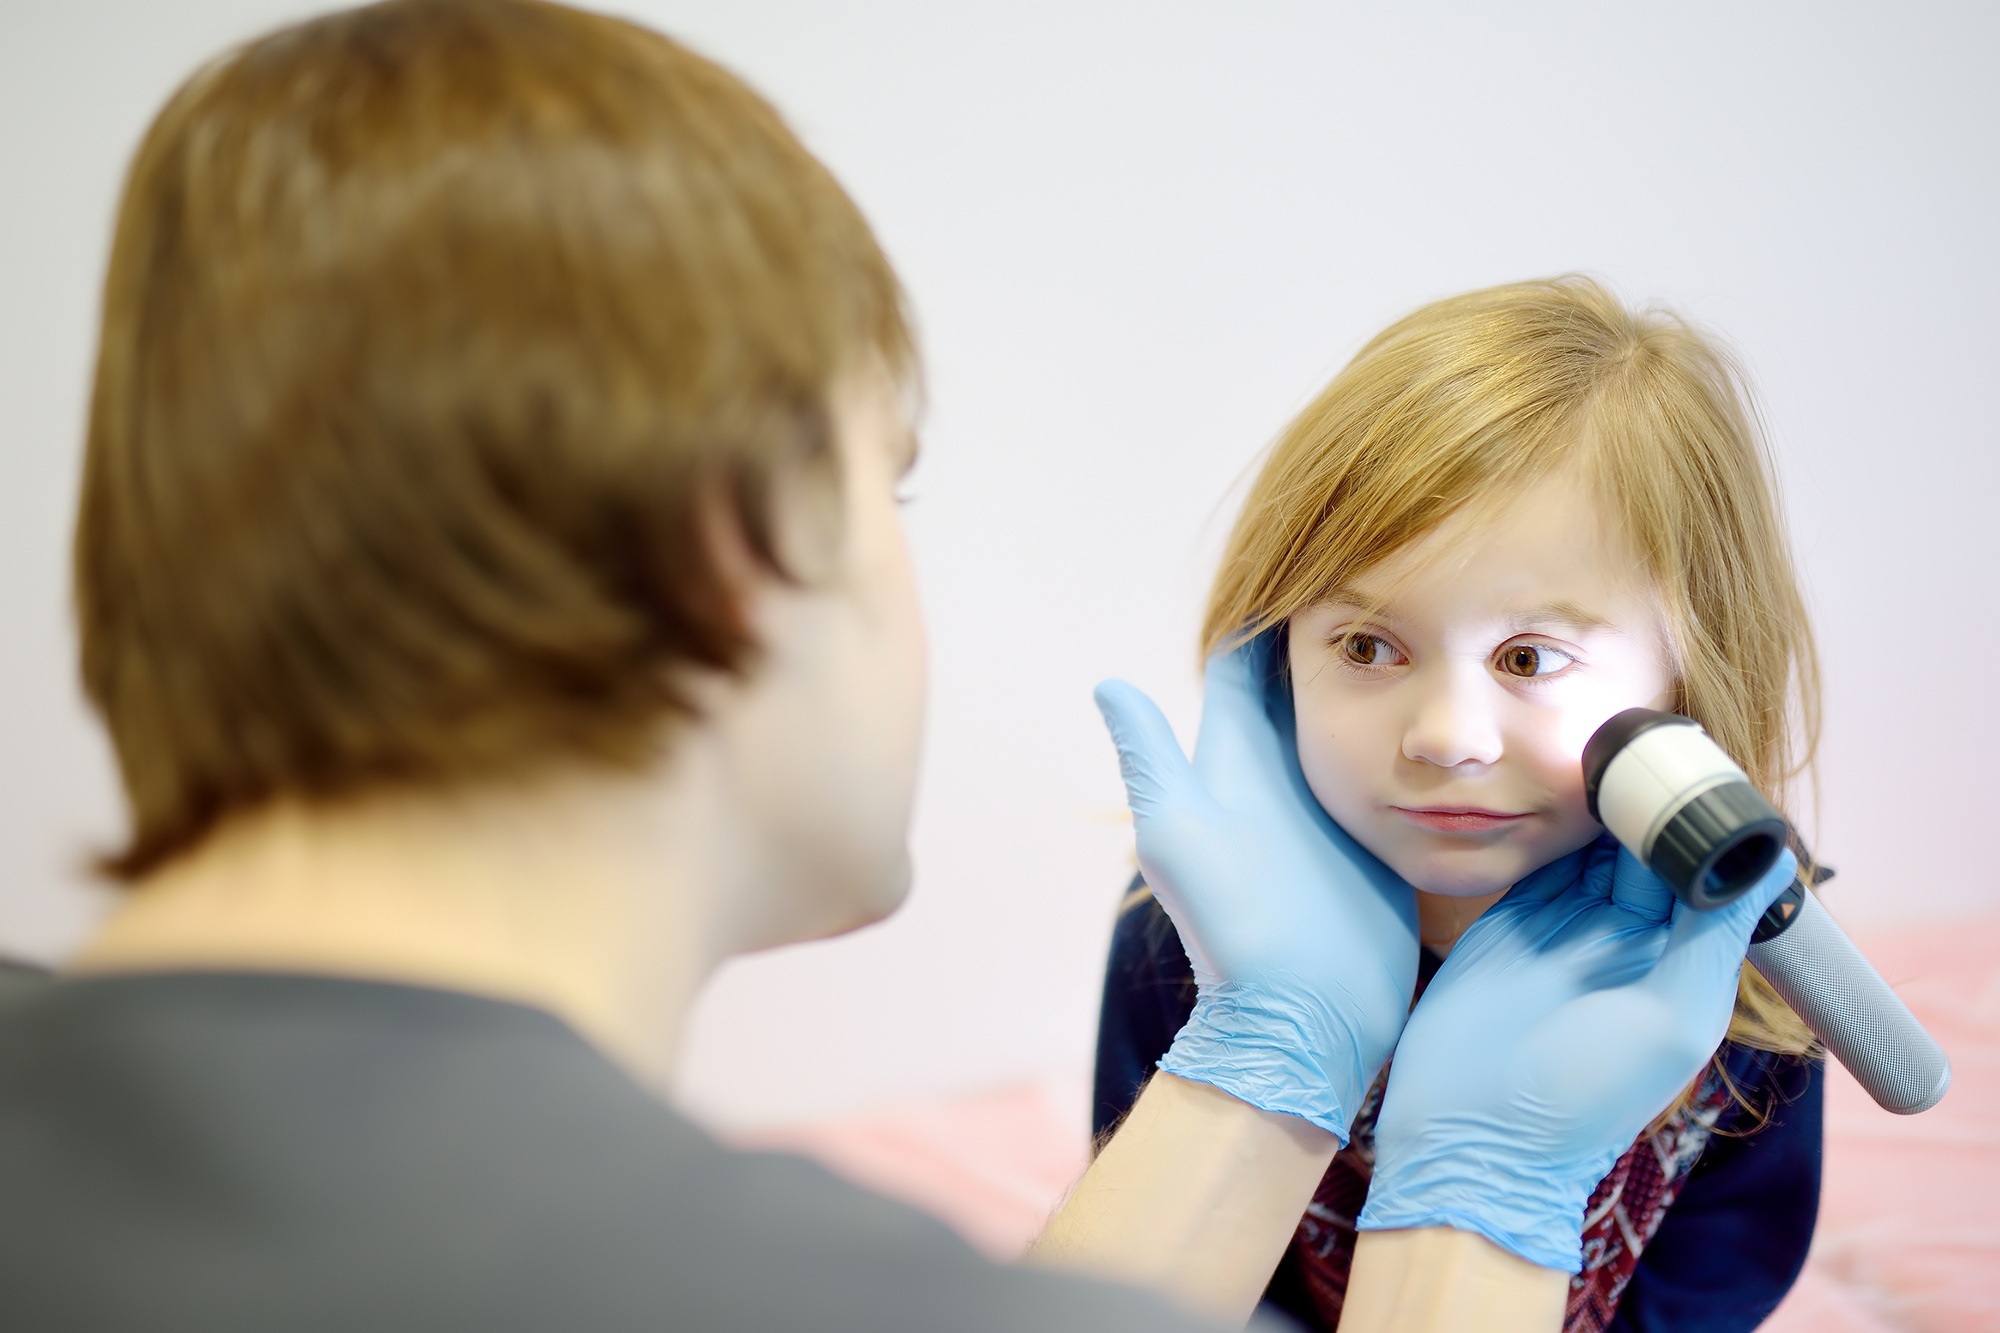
[[689, 400, 857, 640]]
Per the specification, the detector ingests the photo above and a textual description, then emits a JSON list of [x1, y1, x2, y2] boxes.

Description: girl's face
[[1287, 468, 1676, 898]]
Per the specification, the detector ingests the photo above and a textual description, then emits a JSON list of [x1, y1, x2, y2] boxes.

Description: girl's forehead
[[1321, 471, 1659, 629]]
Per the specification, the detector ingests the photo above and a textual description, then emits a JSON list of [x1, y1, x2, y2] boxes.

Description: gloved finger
[[1501, 839, 1624, 950], [1570, 835, 1622, 901], [1643, 850, 1799, 1003], [1566, 899, 1673, 991], [1497, 842, 1597, 911], [1243, 627, 1296, 731], [1242, 626, 1354, 837], [1190, 635, 1291, 798], [1440, 843, 1596, 973], [1094, 680, 1195, 824], [1609, 847, 1675, 924]]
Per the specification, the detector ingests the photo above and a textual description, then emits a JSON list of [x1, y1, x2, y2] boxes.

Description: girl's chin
[[1393, 852, 1524, 899], [1397, 839, 1592, 897], [1412, 879, 1514, 899], [1345, 816, 1589, 898]]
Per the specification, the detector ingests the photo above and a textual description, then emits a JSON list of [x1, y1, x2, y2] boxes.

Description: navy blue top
[[1093, 888, 1824, 1332]]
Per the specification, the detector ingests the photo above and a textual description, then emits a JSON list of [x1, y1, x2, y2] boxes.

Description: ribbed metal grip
[[1747, 889, 1952, 1114]]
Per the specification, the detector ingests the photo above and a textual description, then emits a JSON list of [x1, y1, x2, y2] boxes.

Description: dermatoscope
[[1583, 709, 1951, 1115]]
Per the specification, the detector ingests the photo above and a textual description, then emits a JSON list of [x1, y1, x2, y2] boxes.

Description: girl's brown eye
[[1498, 642, 1574, 678], [1342, 633, 1397, 667]]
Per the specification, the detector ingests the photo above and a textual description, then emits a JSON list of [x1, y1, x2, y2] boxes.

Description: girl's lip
[[1391, 806, 1529, 833]]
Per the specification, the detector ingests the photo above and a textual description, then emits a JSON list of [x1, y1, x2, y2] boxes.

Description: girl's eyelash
[[1320, 629, 1582, 680]]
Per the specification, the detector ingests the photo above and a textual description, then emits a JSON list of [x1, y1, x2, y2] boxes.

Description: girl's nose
[[1401, 670, 1505, 769]]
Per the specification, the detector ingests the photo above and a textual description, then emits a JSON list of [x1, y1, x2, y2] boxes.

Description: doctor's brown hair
[[1205, 276, 1819, 1067], [74, 0, 912, 879]]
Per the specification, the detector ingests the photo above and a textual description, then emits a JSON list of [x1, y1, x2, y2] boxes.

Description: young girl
[[1094, 277, 1823, 1332]]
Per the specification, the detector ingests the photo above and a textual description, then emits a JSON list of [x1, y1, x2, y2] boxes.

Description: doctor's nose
[[1401, 674, 1505, 769]]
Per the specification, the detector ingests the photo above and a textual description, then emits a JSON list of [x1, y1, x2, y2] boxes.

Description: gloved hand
[[1094, 631, 1419, 1141], [1359, 835, 1797, 1270]]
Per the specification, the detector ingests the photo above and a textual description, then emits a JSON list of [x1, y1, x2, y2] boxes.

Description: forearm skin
[[1338, 1228, 1568, 1333], [1030, 1072, 1338, 1325]]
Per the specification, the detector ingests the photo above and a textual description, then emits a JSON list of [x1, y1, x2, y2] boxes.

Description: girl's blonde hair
[[1206, 275, 1819, 1063]]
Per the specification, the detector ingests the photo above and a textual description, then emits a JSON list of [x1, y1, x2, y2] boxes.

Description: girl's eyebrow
[[1315, 585, 1381, 611], [1313, 591, 1618, 635], [1508, 600, 1616, 633]]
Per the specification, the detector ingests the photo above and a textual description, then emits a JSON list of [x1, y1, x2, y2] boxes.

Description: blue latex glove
[[1094, 632, 1419, 1141], [1359, 835, 1798, 1270]]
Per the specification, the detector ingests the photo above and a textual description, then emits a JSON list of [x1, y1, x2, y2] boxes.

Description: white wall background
[[3, 1, 1995, 1129]]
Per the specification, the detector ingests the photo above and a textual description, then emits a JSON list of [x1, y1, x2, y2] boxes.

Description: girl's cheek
[[1293, 707, 1384, 831], [1515, 721, 1591, 815]]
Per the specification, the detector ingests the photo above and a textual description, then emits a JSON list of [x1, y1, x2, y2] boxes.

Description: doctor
[[0, 2, 1791, 1329]]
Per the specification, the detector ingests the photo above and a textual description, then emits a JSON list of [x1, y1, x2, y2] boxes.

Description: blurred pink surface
[[729, 1076, 1090, 1261], [1762, 913, 2000, 1332], [732, 916, 2000, 1326]]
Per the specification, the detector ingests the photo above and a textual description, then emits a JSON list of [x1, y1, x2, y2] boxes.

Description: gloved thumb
[[1645, 850, 1799, 1002], [1609, 847, 1675, 924], [1094, 680, 1194, 825]]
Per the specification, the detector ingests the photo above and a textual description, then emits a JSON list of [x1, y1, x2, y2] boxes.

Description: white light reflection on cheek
[[1550, 701, 1612, 776], [1543, 639, 1679, 798]]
